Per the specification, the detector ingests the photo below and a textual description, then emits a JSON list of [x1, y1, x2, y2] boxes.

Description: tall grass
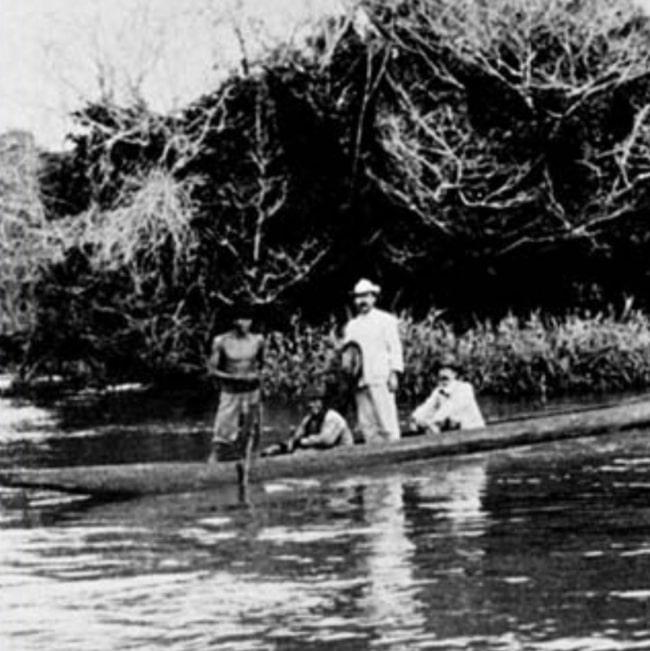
[[263, 307, 650, 402]]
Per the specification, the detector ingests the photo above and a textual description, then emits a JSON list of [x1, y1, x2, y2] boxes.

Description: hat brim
[[304, 391, 326, 401], [438, 358, 461, 373]]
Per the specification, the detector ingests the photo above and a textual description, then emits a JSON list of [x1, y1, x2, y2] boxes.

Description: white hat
[[353, 278, 381, 295]]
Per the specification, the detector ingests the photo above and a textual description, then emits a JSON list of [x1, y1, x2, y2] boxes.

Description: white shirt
[[412, 379, 485, 430], [344, 308, 403, 386]]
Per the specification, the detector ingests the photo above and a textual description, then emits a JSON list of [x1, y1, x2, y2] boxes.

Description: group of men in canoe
[[206, 278, 485, 465]]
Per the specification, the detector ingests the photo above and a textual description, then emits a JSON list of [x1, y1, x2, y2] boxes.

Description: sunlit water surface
[[1, 388, 650, 650]]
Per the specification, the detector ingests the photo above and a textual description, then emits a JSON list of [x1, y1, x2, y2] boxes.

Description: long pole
[[236, 407, 260, 501]]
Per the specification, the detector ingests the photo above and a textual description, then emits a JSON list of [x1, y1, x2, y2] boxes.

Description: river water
[[1, 387, 650, 650]]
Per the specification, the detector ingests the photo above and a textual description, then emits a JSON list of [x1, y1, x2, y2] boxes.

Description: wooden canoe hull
[[2, 397, 650, 497]]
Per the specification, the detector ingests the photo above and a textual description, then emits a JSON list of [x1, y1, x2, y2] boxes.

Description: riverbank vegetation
[[3, 0, 650, 399], [263, 305, 650, 402]]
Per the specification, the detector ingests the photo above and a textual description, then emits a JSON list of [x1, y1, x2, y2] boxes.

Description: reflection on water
[[1, 393, 650, 649], [0, 390, 299, 469], [359, 476, 424, 643]]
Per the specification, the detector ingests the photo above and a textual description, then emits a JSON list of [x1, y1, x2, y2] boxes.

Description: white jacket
[[412, 379, 485, 430], [344, 308, 403, 386]]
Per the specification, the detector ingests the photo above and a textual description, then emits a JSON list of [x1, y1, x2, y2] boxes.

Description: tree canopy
[[4, 0, 650, 381]]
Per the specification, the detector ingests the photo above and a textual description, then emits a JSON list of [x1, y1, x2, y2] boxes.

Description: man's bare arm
[[207, 337, 223, 375], [256, 335, 266, 370]]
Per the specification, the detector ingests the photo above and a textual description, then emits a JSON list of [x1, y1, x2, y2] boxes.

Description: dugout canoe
[[3, 396, 650, 498]]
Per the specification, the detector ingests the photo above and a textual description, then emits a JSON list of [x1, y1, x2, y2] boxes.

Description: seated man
[[263, 386, 354, 455], [410, 358, 485, 434]]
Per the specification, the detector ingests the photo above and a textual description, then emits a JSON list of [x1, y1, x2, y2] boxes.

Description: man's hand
[[387, 371, 399, 393]]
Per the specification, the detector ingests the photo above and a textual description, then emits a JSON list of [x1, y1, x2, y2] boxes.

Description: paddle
[[236, 404, 261, 500]]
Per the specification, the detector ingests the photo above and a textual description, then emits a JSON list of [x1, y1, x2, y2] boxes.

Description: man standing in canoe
[[344, 278, 404, 443], [207, 305, 265, 473]]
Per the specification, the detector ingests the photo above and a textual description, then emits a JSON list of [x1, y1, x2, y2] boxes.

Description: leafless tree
[[0, 132, 49, 336], [364, 0, 650, 256], [210, 83, 331, 306]]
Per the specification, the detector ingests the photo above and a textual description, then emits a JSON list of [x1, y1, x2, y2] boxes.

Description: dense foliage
[[3, 0, 650, 392], [264, 306, 650, 402]]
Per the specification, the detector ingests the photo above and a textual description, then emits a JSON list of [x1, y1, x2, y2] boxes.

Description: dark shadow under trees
[[8, 0, 650, 384]]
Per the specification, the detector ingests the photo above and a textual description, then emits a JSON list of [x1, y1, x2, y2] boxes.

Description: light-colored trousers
[[212, 389, 262, 444], [355, 384, 400, 443]]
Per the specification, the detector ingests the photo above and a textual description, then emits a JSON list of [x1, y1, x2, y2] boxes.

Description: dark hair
[[230, 303, 255, 321]]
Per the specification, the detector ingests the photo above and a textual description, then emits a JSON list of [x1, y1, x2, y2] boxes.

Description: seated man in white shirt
[[409, 358, 485, 434]]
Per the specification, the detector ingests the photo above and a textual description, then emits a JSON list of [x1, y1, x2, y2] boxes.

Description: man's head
[[437, 355, 460, 388], [437, 365, 458, 388], [304, 386, 326, 415], [352, 278, 380, 314], [231, 304, 254, 334]]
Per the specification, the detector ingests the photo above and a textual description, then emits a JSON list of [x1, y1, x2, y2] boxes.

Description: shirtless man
[[207, 306, 265, 465]]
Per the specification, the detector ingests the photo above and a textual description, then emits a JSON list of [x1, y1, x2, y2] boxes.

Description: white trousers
[[356, 384, 400, 443], [212, 389, 261, 444]]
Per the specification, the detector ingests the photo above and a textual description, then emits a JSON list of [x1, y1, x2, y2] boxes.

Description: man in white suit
[[344, 279, 403, 443], [410, 357, 485, 434]]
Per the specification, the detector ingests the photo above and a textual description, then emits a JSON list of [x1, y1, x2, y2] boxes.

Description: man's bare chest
[[222, 337, 260, 362]]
